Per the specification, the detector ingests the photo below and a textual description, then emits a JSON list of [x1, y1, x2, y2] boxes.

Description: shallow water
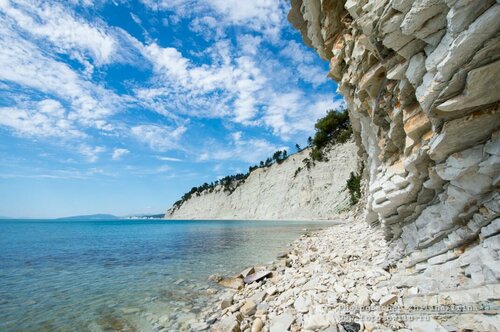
[[0, 219, 337, 331]]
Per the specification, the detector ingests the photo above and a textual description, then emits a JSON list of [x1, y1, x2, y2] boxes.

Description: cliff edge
[[166, 141, 358, 220], [287, 0, 499, 328]]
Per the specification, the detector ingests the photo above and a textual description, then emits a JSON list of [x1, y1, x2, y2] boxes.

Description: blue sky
[[0, 0, 342, 218]]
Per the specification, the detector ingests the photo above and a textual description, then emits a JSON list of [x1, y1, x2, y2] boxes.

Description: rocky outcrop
[[166, 142, 358, 220], [289, 0, 499, 329]]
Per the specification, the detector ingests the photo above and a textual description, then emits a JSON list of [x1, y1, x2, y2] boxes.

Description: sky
[[0, 0, 342, 218]]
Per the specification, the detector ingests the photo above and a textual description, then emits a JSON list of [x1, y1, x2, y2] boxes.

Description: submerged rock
[[218, 277, 244, 290]]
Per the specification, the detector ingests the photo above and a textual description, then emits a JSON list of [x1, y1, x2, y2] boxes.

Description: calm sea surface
[[0, 219, 336, 331]]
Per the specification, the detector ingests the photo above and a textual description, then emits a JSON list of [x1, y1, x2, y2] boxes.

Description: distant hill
[[57, 214, 120, 220]]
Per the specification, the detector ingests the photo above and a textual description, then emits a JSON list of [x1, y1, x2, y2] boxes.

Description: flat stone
[[428, 107, 500, 161], [293, 296, 309, 313], [379, 294, 397, 306], [266, 286, 278, 296], [236, 267, 255, 279], [269, 312, 294, 332], [303, 313, 330, 330], [244, 271, 272, 284], [437, 59, 500, 112]]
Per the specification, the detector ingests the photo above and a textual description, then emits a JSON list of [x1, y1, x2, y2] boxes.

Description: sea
[[0, 219, 337, 331]]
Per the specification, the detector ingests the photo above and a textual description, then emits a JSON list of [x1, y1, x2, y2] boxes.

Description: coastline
[[187, 214, 388, 331], [188, 213, 480, 332]]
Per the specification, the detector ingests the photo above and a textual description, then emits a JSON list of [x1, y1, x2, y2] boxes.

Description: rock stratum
[[288, 0, 499, 327], [166, 141, 358, 220]]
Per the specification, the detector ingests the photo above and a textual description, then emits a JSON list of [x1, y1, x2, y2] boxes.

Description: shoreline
[[187, 215, 443, 332], [189, 215, 385, 331], [163, 218, 347, 223]]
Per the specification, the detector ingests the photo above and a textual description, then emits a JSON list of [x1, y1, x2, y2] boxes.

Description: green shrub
[[346, 171, 362, 205], [309, 108, 352, 161]]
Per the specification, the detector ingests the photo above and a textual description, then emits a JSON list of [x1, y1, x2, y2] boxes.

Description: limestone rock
[[244, 271, 272, 284], [240, 299, 257, 317], [219, 277, 244, 290], [303, 313, 330, 330], [251, 318, 263, 332], [269, 312, 294, 332]]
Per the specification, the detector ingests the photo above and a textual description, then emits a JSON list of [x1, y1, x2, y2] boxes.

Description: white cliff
[[166, 141, 359, 220]]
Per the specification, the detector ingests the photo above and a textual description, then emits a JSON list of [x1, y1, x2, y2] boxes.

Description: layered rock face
[[166, 142, 358, 220], [290, 0, 500, 316]]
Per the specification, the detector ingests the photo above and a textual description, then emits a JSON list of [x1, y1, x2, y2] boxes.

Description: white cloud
[[79, 144, 105, 162], [141, 0, 286, 38], [131, 124, 187, 151], [0, 15, 124, 132], [280, 40, 328, 86], [198, 132, 285, 163], [263, 92, 344, 139], [140, 42, 266, 123], [112, 148, 129, 160], [157, 156, 183, 162], [0, 0, 116, 65], [0, 99, 84, 138]]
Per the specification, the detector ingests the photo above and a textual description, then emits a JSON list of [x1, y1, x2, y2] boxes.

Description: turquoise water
[[0, 219, 335, 331]]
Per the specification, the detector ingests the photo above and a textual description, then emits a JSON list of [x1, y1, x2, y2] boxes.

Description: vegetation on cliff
[[172, 108, 353, 211]]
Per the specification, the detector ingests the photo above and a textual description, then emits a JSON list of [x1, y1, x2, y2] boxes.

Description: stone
[[485, 132, 500, 156], [379, 294, 397, 306], [251, 318, 263, 332], [250, 290, 266, 304], [405, 52, 426, 87], [269, 312, 294, 332], [293, 296, 309, 313], [339, 322, 361, 332], [357, 287, 371, 306], [190, 321, 209, 331], [219, 277, 244, 290], [428, 107, 500, 161], [265, 286, 277, 296], [212, 314, 241, 332], [208, 273, 223, 283], [244, 271, 273, 284], [303, 314, 330, 330], [401, 1, 448, 36], [451, 172, 492, 195], [236, 267, 255, 278], [221, 293, 233, 310], [240, 299, 257, 317], [386, 61, 409, 80], [437, 59, 500, 112]]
